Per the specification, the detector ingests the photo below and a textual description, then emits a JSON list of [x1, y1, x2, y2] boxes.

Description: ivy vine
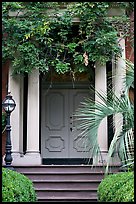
[[2, 2, 133, 75]]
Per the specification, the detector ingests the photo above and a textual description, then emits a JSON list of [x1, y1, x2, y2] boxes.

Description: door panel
[[41, 88, 93, 159], [69, 90, 92, 158], [41, 90, 69, 158]]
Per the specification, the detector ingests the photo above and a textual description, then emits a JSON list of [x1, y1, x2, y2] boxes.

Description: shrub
[[2, 167, 37, 202], [97, 171, 134, 202]]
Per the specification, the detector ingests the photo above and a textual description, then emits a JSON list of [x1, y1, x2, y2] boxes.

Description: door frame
[[40, 81, 94, 165], [41, 81, 91, 89]]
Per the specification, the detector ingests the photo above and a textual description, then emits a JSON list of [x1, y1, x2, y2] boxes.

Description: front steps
[[14, 165, 120, 202]]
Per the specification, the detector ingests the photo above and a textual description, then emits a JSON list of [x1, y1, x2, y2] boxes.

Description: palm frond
[[74, 60, 134, 171]]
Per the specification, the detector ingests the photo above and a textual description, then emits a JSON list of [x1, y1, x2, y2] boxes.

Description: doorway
[[41, 83, 94, 164]]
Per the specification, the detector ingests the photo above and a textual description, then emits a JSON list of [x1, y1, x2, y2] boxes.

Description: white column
[[25, 69, 41, 165], [94, 62, 108, 165], [19, 76, 24, 156], [3, 65, 23, 165], [112, 37, 126, 165], [114, 37, 126, 98], [113, 37, 126, 139], [3, 66, 41, 166]]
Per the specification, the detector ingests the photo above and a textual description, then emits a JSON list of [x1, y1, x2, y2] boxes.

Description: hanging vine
[[2, 2, 134, 75]]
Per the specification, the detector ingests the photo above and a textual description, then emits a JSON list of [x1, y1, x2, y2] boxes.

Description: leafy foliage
[[97, 171, 134, 202], [2, 2, 132, 75], [2, 167, 37, 202]]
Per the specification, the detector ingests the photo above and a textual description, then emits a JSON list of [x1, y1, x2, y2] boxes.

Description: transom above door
[[41, 84, 94, 164]]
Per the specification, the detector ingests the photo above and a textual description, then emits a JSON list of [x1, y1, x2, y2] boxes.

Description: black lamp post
[[2, 92, 16, 169]]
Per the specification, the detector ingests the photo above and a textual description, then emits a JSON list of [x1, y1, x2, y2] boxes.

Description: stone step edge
[[35, 188, 97, 191], [32, 179, 102, 182], [19, 171, 107, 175], [13, 164, 121, 167], [37, 196, 98, 199]]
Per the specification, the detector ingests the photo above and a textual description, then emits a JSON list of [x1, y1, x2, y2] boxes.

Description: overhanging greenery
[[2, 2, 133, 75]]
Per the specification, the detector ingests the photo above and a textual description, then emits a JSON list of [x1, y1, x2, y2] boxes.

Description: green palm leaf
[[74, 60, 134, 172]]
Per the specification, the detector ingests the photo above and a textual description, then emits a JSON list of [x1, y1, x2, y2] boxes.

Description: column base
[[3, 152, 42, 166], [93, 151, 121, 166], [2, 152, 20, 166]]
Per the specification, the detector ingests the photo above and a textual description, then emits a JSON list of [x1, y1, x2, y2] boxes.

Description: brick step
[[21, 174, 104, 181], [19, 172, 105, 180], [14, 164, 120, 173], [35, 186, 99, 191], [36, 188, 97, 197], [14, 165, 120, 202], [33, 180, 101, 189], [37, 196, 98, 202]]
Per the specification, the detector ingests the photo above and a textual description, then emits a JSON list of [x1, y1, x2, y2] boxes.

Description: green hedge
[[2, 167, 37, 202], [97, 171, 134, 202]]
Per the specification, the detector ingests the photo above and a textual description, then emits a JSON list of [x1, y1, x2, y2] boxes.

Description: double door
[[41, 88, 92, 160]]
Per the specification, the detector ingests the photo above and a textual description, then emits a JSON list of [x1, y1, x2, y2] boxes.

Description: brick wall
[[125, 37, 134, 62], [125, 11, 134, 62]]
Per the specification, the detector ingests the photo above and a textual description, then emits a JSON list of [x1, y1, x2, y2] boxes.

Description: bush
[[97, 171, 134, 202], [2, 167, 37, 202]]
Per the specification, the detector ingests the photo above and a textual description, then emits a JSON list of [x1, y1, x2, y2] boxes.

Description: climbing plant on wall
[[2, 2, 133, 75]]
